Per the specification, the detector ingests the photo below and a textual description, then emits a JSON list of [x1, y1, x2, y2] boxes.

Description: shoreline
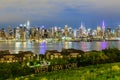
[[0, 39, 119, 42]]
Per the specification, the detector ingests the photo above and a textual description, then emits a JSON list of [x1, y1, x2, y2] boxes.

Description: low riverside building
[[17, 51, 35, 62], [45, 49, 84, 59], [61, 48, 84, 57], [45, 50, 63, 59], [0, 54, 18, 63], [68, 53, 81, 58], [0, 49, 84, 62], [0, 50, 36, 63]]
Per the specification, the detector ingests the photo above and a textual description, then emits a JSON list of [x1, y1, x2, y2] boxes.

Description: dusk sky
[[0, 0, 120, 29]]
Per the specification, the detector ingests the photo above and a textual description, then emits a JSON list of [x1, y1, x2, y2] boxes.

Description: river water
[[0, 41, 120, 54]]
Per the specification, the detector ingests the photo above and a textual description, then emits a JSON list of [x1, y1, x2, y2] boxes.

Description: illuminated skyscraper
[[102, 20, 105, 31], [15, 27, 20, 40], [26, 20, 30, 39], [26, 20, 30, 30], [102, 20, 105, 37], [64, 25, 68, 37], [80, 22, 86, 36]]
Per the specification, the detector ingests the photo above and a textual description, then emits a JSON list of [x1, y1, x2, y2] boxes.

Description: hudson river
[[0, 41, 120, 54]]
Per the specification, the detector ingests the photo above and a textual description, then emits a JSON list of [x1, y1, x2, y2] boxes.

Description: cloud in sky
[[0, 0, 120, 27]]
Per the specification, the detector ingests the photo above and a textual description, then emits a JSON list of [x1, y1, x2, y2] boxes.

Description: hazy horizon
[[0, 0, 120, 29]]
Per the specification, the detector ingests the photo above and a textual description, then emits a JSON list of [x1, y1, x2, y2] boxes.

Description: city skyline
[[0, 0, 120, 28]]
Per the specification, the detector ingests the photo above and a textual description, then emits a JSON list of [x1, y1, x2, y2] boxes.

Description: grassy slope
[[16, 62, 120, 80]]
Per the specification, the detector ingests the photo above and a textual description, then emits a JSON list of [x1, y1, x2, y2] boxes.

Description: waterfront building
[[38, 27, 43, 39], [34, 28, 39, 40], [80, 23, 87, 37], [73, 29, 77, 38], [105, 27, 112, 39], [41, 27, 45, 38], [68, 27, 72, 37], [79, 28, 83, 38], [0, 50, 36, 63], [51, 27, 55, 38], [68, 53, 81, 58], [44, 29, 48, 38], [0, 30, 1, 40], [96, 26, 102, 39], [0, 54, 18, 63], [64, 25, 69, 37], [97, 26, 101, 35], [8, 26, 12, 39], [0, 20, 120, 41], [57, 27, 62, 39], [15, 27, 20, 40], [29, 27, 35, 40], [92, 30, 97, 37], [1, 28, 6, 40], [26, 20, 30, 39], [116, 26, 120, 37], [76, 30, 79, 38], [23, 27, 27, 40], [19, 27, 27, 41], [45, 50, 63, 60], [68, 27, 74, 38]]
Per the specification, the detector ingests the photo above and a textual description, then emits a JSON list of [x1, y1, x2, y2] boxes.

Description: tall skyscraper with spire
[[80, 22, 86, 34], [26, 20, 30, 30], [80, 22, 84, 29]]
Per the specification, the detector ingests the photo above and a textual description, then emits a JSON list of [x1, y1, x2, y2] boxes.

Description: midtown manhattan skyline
[[0, 0, 120, 29]]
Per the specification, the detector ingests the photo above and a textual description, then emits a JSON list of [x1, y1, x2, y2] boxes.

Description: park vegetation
[[18, 62, 120, 80]]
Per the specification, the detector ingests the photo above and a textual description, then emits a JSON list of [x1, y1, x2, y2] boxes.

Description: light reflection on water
[[39, 42, 46, 55], [0, 41, 120, 54], [101, 41, 107, 50]]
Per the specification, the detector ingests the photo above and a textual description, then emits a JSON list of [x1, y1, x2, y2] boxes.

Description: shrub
[[102, 48, 120, 62], [112, 65, 120, 71], [41, 77, 48, 80], [79, 51, 109, 66]]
